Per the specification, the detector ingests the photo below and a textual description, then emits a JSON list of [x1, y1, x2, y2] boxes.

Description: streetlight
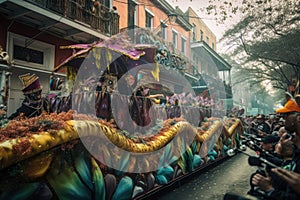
[[153, 13, 178, 34], [168, 13, 178, 24]]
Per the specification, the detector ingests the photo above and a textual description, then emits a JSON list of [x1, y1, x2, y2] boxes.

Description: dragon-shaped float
[[0, 30, 243, 200]]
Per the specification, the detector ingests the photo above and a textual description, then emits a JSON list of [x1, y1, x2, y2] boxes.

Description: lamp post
[[168, 13, 178, 24], [153, 13, 178, 34]]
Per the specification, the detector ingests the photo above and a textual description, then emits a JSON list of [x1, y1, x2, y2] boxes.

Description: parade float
[[0, 29, 244, 199]]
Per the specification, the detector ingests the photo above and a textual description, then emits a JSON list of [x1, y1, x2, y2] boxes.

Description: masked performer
[[8, 73, 50, 119]]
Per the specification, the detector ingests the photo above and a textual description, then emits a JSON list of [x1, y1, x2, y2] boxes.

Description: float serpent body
[[0, 112, 243, 199]]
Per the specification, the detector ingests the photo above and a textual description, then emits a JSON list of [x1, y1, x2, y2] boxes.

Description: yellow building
[[185, 7, 216, 51]]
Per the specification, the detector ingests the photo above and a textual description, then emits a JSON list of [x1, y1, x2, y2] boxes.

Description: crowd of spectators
[[236, 94, 300, 199]]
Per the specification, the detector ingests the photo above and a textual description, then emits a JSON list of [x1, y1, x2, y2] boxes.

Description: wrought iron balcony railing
[[26, 0, 119, 36]]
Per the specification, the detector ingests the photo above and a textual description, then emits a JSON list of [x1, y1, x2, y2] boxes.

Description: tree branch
[[262, 22, 284, 36]]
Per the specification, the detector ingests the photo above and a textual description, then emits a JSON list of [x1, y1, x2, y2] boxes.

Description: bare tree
[[208, 0, 300, 98]]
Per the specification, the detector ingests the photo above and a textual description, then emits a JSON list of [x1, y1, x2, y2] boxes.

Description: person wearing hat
[[260, 134, 283, 166], [8, 73, 50, 120], [260, 135, 280, 153], [251, 98, 300, 199], [256, 114, 271, 136], [276, 98, 300, 114]]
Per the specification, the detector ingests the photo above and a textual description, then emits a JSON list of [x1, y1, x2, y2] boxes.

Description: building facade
[[185, 7, 232, 110], [114, 0, 192, 56], [185, 7, 216, 51]]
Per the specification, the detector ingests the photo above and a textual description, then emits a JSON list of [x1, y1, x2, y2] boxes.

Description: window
[[200, 30, 203, 41], [8, 32, 55, 70], [13, 45, 44, 64], [172, 30, 178, 48], [145, 10, 154, 28], [206, 36, 209, 44], [181, 37, 186, 54], [212, 42, 215, 50], [192, 24, 196, 42], [128, 0, 137, 28]]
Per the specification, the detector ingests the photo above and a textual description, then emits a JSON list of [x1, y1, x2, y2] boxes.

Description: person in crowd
[[271, 167, 300, 196], [268, 114, 278, 132], [251, 116, 258, 129], [273, 117, 285, 132], [277, 126, 287, 138], [271, 140, 295, 190], [260, 134, 280, 154], [260, 134, 282, 167], [256, 114, 271, 136], [251, 137, 294, 196], [265, 114, 273, 129], [248, 134, 281, 196], [252, 98, 300, 199], [8, 73, 50, 120], [274, 140, 294, 168]]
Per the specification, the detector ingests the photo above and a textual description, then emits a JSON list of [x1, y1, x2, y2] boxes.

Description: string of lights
[[113, 0, 217, 21]]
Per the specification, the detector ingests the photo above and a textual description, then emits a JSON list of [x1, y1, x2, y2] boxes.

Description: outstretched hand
[[251, 173, 273, 192], [271, 167, 300, 195], [279, 132, 292, 144]]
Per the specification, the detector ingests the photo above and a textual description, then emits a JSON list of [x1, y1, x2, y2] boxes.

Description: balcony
[[31, 0, 119, 35], [191, 41, 231, 72], [0, 0, 120, 42]]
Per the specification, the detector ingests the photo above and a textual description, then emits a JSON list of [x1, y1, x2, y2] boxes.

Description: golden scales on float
[[0, 30, 243, 199]]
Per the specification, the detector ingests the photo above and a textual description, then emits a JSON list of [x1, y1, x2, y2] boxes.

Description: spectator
[[277, 127, 287, 138], [271, 168, 300, 196], [273, 117, 285, 132], [252, 139, 294, 194], [252, 98, 300, 199], [260, 135, 280, 153], [257, 114, 271, 136]]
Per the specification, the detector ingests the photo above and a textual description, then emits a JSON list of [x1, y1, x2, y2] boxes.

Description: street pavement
[[154, 149, 258, 200]]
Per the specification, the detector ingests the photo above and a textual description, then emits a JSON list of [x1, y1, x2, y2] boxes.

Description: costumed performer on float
[[8, 73, 50, 120]]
